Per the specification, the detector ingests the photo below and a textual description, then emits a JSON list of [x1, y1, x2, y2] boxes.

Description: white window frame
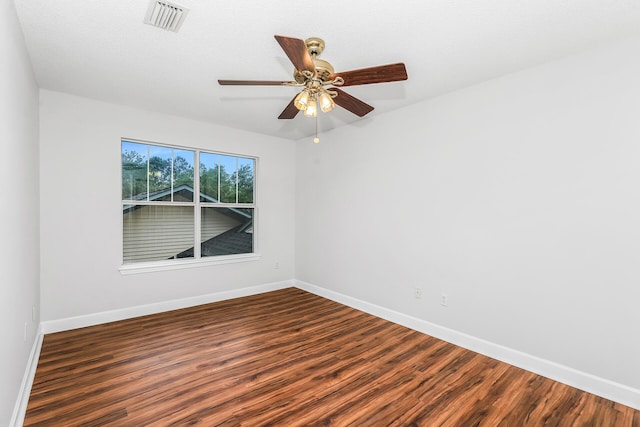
[[119, 138, 259, 275]]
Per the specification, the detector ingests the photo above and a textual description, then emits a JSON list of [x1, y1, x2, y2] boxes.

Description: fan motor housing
[[293, 37, 334, 84], [294, 58, 334, 83]]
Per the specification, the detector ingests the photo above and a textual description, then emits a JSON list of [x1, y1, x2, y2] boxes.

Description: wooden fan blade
[[274, 35, 316, 74], [332, 88, 374, 117], [330, 63, 408, 86], [218, 80, 294, 86], [278, 96, 300, 119]]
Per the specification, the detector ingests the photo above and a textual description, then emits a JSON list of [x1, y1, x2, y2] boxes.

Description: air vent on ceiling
[[144, 0, 189, 32]]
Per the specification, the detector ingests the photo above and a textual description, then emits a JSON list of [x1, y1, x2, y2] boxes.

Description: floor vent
[[144, 1, 189, 32]]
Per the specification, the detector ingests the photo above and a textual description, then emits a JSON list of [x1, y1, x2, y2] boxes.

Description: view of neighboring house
[[123, 184, 253, 263]]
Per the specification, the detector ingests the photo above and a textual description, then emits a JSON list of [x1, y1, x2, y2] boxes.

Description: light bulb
[[313, 137, 320, 144], [304, 98, 317, 117], [294, 89, 310, 111], [318, 90, 335, 113]]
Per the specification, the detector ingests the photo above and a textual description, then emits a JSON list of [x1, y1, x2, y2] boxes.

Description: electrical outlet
[[274, 261, 279, 270], [440, 293, 448, 307], [414, 287, 423, 299]]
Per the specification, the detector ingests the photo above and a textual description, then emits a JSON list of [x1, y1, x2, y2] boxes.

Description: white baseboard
[[295, 279, 640, 411], [41, 280, 293, 334], [18, 278, 639, 423], [14, 281, 293, 425], [10, 326, 44, 427]]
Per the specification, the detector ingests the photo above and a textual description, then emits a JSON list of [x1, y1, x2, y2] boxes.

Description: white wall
[[0, 0, 40, 424], [296, 36, 640, 401], [39, 90, 296, 321]]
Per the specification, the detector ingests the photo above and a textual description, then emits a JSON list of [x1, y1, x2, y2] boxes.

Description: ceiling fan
[[218, 35, 408, 120]]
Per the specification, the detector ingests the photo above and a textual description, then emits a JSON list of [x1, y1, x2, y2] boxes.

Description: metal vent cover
[[144, 1, 189, 32]]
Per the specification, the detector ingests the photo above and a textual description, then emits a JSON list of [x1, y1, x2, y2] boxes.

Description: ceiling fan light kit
[[218, 35, 408, 122], [294, 86, 337, 117]]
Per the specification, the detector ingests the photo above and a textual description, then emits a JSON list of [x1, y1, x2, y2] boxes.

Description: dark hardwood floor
[[25, 288, 639, 426]]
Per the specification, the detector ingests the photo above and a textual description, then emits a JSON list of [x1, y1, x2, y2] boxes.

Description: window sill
[[119, 253, 261, 275]]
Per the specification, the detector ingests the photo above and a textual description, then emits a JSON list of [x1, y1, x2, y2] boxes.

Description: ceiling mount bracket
[[305, 37, 325, 57]]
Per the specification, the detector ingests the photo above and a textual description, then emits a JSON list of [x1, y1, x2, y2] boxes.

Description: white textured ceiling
[[13, 0, 640, 140]]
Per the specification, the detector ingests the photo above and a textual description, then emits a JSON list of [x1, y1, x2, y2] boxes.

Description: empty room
[[3, 0, 640, 425]]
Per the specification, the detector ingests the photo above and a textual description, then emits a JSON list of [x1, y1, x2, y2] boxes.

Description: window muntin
[[121, 139, 255, 265]]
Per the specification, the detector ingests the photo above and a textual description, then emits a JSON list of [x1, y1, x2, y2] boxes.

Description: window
[[121, 139, 256, 267]]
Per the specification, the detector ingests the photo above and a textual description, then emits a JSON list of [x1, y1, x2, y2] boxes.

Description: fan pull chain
[[313, 114, 320, 144]]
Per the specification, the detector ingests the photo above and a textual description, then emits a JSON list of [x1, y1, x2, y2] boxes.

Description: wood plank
[[24, 288, 640, 426]]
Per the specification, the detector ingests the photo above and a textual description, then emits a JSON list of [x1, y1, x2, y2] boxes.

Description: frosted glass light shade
[[294, 89, 311, 110], [304, 98, 317, 117], [318, 91, 335, 113]]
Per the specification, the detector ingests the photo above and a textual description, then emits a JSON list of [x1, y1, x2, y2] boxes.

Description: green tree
[[237, 164, 254, 203], [173, 156, 194, 187], [148, 155, 171, 192], [219, 165, 235, 203], [123, 151, 195, 200], [122, 150, 147, 199], [200, 163, 220, 201]]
